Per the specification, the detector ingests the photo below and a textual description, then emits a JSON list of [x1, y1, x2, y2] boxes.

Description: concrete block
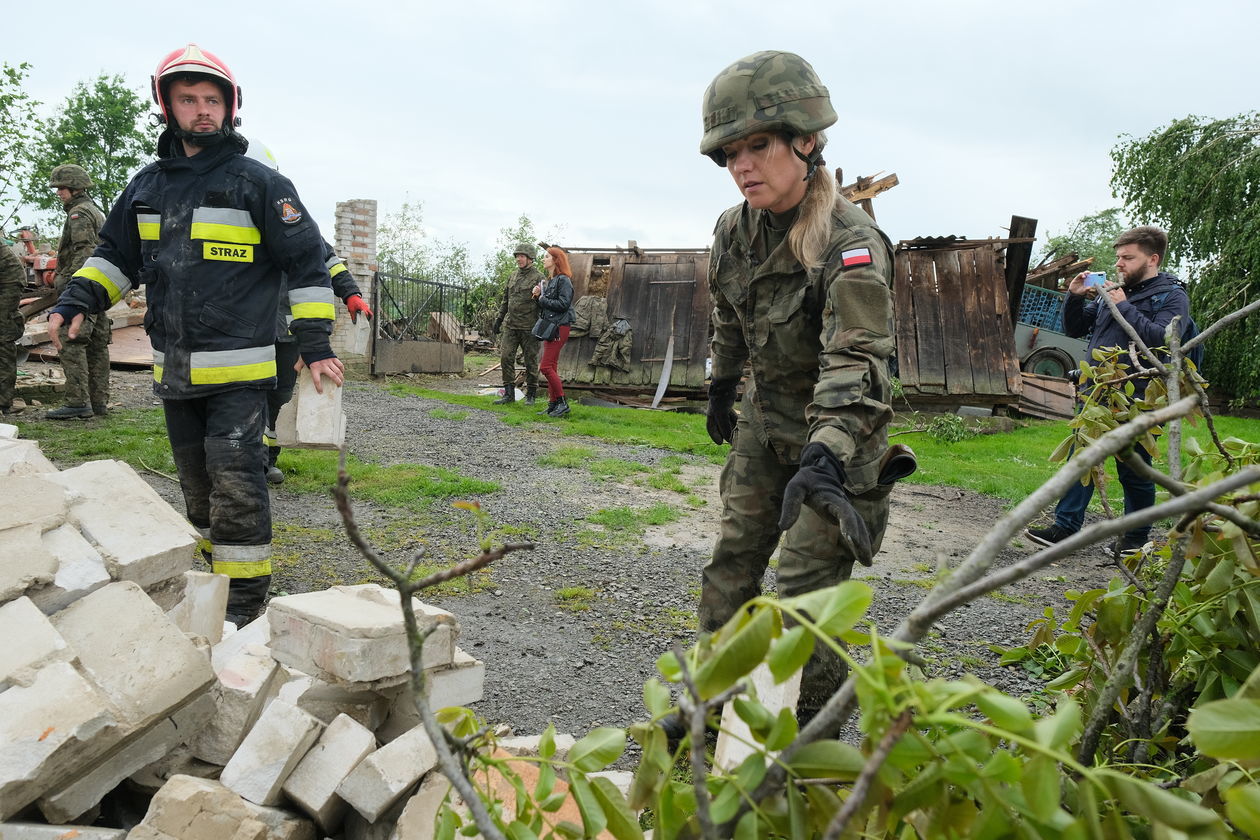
[[128, 744, 222, 795], [389, 772, 452, 840], [0, 525, 58, 603], [46, 460, 198, 588], [344, 793, 409, 840], [220, 700, 323, 806], [167, 571, 230, 645], [0, 438, 58, 476], [190, 644, 282, 766], [0, 476, 67, 535], [283, 713, 377, 831], [36, 692, 215, 824], [0, 422, 15, 439], [496, 733, 578, 761], [211, 614, 271, 672], [715, 663, 801, 772], [274, 369, 344, 450], [267, 585, 455, 686], [277, 669, 391, 730], [0, 661, 119, 820], [52, 582, 215, 731], [0, 597, 71, 692], [130, 774, 316, 840], [28, 523, 110, 614], [337, 725, 438, 822], [0, 825, 126, 839], [377, 650, 486, 743], [589, 770, 634, 798], [142, 572, 189, 613]]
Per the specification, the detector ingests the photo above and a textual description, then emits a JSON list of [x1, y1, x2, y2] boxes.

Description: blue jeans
[[1054, 445, 1155, 541]]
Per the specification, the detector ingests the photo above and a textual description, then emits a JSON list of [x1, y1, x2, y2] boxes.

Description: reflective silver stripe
[[191, 207, 255, 228], [151, 350, 165, 366], [189, 346, 276, 369], [213, 543, 271, 561], [288, 287, 336, 305], [325, 255, 345, 270], [78, 256, 133, 297], [136, 213, 161, 225]]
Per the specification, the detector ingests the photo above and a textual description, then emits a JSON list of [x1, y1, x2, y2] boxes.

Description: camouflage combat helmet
[[700, 51, 836, 167], [48, 164, 93, 191], [512, 243, 535, 258]]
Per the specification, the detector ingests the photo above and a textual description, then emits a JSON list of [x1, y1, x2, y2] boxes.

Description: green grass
[[386, 384, 726, 464], [892, 414, 1260, 504], [573, 502, 684, 549], [13, 406, 176, 474], [279, 450, 499, 511], [428, 407, 469, 421], [554, 586, 597, 612]]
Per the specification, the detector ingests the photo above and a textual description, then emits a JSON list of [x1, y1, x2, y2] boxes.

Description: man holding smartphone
[[1026, 225, 1192, 554]]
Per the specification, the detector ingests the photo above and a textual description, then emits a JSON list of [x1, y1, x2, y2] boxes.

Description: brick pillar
[[331, 199, 378, 370]]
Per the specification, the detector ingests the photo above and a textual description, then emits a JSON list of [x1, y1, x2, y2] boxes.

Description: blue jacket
[[1063, 270, 1191, 393], [51, 132, 336, 398]]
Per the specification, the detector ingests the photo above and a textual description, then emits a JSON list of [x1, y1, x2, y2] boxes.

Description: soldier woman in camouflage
[[698, 51, 910, 723]]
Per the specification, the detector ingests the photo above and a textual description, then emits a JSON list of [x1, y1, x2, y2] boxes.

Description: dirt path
[[100, 369, 1114, 751]]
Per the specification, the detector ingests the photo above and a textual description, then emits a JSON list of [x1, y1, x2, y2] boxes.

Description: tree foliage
[[0, 62, 42, 230], [22, 73, 157, 215], [1111, 112, 1260, 402], [1038, 207, 1128, 280]]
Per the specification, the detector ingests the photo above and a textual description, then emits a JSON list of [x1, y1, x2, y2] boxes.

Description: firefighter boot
[[266, 445, 285, 485]]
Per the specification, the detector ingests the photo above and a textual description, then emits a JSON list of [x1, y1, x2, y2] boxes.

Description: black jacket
[[52, 131, 336, 398], [537, 274, 575, 327]]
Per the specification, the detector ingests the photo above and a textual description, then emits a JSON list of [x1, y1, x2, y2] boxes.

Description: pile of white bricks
[[0, 425, 500, 840]]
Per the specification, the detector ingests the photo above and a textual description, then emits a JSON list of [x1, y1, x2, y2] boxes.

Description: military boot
[[492, 388, 515, 405], [47, 404, 94, 420], [539, 399, 559, 415], [266, 445, 285, 485], [524, 386, 537, 406], [547, 397, 571, 418], [92, 403, 109, 416]]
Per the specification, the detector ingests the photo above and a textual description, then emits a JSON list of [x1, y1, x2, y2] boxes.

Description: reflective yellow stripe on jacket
[[189, 207, 261, 245], [211, 543, 272, 578], [288, 286, 336, 321], [327, 255, 349, 278], [136, 213, 161, 241], [189, 346, 276, 385], [152, 349, 164, 382], [72, 257, 132, 305]]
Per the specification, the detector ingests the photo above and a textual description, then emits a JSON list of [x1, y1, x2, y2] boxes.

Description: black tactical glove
[[706, 377, 740, 445], [493, 317, 504, 335], [778, 442, 873, 563]]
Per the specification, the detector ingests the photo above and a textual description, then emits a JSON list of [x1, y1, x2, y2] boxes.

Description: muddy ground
[[54, 366, 1117, 754]]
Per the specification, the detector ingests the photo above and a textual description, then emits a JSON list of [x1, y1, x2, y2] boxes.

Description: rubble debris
[[274, 368, 346, 450]]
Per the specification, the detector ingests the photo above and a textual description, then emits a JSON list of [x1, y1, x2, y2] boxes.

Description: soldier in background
[[492, 243, 544, 405], [46, 164, 109, 420], [0, 241, 24, 415]]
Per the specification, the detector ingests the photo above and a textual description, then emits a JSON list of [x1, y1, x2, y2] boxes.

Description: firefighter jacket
[[53, 193, 106, 290], [274, 239, 362, 344], [51, 133, 336, 399], [708, 195, 895, 494], [497, 264, 545, 331]]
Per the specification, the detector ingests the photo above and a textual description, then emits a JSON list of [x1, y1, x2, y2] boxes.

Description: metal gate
[[371, 272, 467, 375]]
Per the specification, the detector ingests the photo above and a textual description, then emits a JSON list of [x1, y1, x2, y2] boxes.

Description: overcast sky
[[7, 0, 1256, 266]]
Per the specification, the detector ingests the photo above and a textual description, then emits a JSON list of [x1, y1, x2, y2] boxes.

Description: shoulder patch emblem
[[70, 213, 80, 219], [275, 198, 304, 225], [841, 248, 872, 268]]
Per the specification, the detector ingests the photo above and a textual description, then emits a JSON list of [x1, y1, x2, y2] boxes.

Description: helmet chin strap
[[172, 124, 232, 148], [792, 144, 826, 181]]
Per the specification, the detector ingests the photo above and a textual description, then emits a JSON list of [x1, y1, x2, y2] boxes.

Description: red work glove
[[345, 294, 373, 323]]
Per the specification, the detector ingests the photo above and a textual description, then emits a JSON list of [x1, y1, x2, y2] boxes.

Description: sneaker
[[1025, 523, 1074, 548], [47, 404, 94, 420], [265, 466, 285, 485]]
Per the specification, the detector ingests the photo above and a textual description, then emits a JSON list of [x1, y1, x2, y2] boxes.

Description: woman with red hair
[[534, 246, 576, 417]]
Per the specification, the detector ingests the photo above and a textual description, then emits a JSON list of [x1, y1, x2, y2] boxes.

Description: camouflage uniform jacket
[[708, 195, 895, 493], [0, 244, 23, 292], [54, 193, 106, 290], [497, 265, 545, 330]]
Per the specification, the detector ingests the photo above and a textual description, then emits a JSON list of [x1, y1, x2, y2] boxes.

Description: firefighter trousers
[[164, 389, 272, 620]]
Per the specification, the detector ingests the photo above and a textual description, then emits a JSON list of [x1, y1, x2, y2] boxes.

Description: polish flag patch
[[841, 248, 872, 268]]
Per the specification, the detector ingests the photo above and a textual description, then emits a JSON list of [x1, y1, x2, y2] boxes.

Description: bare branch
[[1121, 452, 1260, 536], [822, 709, 913, 840], [672, 645, 718, 840], [1182, 297, 1260, 354]]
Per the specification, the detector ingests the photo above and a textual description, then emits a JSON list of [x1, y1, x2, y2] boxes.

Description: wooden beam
[[1004, 216, 1038, 325], [839, 172, 899, 203]]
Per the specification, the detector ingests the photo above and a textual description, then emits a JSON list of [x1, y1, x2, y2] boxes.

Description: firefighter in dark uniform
[[48, 44, 343, 626], [46, 164, 110, 419]]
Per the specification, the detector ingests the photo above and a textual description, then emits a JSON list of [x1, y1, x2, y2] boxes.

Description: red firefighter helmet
[[151, 44, 242, 127]]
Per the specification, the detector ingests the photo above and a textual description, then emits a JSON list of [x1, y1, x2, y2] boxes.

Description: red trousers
[[539, 325, 570, 400]]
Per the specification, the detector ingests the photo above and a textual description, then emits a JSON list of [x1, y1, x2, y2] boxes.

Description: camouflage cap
[[48, 164, 93, 191], [512, 243, 535, 258], [700, 51, 836, 165]]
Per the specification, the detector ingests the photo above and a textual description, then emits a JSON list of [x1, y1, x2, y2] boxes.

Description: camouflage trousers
[[699, 417, 892, 710], [0, 282, 22, 410], [500, 328, 540, 393], [59, 315, 111, 408]]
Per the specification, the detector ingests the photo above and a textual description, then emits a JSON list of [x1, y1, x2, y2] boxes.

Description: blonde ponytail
[[786, 132, 836, 271]]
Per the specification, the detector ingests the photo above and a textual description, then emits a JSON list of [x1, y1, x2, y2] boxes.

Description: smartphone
[[1085, 272, 1107, 288]]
